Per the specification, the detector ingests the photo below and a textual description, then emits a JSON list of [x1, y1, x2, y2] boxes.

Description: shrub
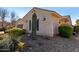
[[73, 26, 79, 33], [9, 39, 19, 52], [0, 28, 6, 31], [0, 37, 3, 40], [59, 26, 73, 38], [8, 28, 26, 38]]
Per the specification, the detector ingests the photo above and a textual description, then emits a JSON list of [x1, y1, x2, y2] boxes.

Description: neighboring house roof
[[17, 18, 22, 22], [63, 15, 72, 25], [16, 18, 23, 25]]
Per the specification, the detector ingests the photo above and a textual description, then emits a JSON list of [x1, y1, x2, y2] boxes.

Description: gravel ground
[[23, 34, 79, 52]]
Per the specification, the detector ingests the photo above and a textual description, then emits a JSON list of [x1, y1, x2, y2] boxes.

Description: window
[[43, 17, 46, 21], [29, 20, 31, 30], [37, 19, 39, 31]]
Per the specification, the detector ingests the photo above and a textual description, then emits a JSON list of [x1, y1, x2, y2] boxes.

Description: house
[[16, 7, 72, 37], [16, 18, 23, 28]]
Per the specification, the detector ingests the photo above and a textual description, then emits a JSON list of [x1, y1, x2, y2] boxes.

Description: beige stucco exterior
[[16, 18, 26, 29], [16, 7, 72, 37]]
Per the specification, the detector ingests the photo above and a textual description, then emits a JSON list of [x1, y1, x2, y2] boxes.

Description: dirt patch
[[22, 34, 79, 52]]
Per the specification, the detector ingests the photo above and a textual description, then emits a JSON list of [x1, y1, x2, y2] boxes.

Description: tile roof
[[33, 7, 55, 13], [33, 7, 62, 17]]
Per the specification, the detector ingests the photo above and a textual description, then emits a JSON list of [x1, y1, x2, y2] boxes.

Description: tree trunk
[[2, 19, 5, 33]]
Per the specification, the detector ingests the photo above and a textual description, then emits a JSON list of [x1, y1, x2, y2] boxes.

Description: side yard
[[0, 26, 79, 52]]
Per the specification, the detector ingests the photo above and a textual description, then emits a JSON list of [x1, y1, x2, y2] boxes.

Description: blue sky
[[4, 7, 79, 25]]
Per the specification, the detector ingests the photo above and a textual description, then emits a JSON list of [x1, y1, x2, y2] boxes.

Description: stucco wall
[[16, 19, 26, 29], [49, 15, 59, 35], [22, 8, 54, 37], [16, 8, 72, 37]]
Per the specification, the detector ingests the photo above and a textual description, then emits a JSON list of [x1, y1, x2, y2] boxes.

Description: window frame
[[29, 20, 31, 30], [37, 19, 39, 31]]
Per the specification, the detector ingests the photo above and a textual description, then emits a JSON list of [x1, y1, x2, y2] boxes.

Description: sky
[[4, 7, 79, 25]]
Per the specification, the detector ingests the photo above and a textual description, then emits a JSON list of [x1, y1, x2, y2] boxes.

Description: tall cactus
[[32, 13, 37, 37]]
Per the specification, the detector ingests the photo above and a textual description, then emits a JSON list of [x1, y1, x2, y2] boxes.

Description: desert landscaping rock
[[23, 34, 79, 52]]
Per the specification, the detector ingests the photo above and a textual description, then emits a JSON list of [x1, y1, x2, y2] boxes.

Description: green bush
[[8, 28, 26, 37], [0, 37, 3, 40], [73, 26, 79, 33], [59, 26, 73, 38]]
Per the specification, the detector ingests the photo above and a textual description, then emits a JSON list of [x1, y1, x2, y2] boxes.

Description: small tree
[[76, 19, 79, 26], [0, 8, 8, 32], [10, 12, 19, 27], [10, 11, 16, 27]]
